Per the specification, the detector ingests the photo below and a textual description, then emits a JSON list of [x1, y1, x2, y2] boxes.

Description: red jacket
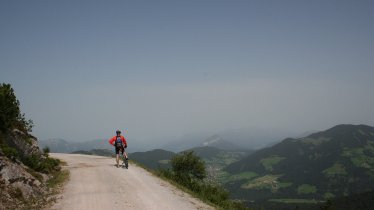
[[109, 135, 127, 147]]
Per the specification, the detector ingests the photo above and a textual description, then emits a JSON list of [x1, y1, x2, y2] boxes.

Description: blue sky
[[1, 0, 374, 143]]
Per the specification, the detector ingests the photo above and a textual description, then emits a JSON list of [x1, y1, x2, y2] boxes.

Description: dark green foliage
[[320, 200, 334, 210], [156, 151, 251, 210], [1, 134, 61, 174], [47, 169, 70, 189], [324, 190, 374, 210], [0, 83, 33, 133], [22, 154, 60, 174], [0, 143, 19, 160], [171, 151, 206, 183], [43, 146, 50, 155]]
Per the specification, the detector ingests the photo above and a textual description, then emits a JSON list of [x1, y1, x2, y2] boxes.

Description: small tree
[[43, 146, 50, 157], [0, 83, 33, 132], [171, 151, 206, 184]]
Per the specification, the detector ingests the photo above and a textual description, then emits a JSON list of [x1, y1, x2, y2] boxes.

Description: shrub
[[157, 152, 250, 210], [43, 146, 50, 157], [171, 151, 206, 185], [0, 143, 19, 161], [0, 83, 33, 133], [22, 154, 60, 174]]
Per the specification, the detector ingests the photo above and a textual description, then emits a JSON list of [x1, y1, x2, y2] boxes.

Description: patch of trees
[[0, 83, 33, 133], [158, 151, 251, 210]]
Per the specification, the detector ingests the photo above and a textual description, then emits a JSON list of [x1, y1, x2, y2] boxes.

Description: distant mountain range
[[162, 127, 294, 152], [223, 124, 374, 208], [39, 138, 113, 153]]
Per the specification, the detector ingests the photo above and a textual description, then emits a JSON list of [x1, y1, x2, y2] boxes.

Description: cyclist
[[108, 130, 128, 168]]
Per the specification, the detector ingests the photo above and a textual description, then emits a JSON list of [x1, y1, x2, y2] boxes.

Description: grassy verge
[[47, 169, 70, 190], [41, 160, 70, 209], [131, 160, 251, 210]]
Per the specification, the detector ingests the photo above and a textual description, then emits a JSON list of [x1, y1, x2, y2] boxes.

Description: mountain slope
[[224, 124, 374, 202], [184, 146, 252, 183], [130, 149, 175, 170]]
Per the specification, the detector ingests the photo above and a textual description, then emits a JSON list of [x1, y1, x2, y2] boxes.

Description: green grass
[[323, 163, 347, 177], [342, 146, 374, 169], [297, 184, 317, 194], [131, 160, 252, 210], [268, 198, 323, 204], [23, 154, 61, 174], [241, 174, 281, 190], [240, 174, 292, 193], [278, 182, 293, 188], [226, 171, 258, 183], [25, 167, 44, 182], [0, 143, 19, 160], [260, 156, 285, 171], [47, 169, 70, 191], [157, 159, 170, 164], [324, 192, 335, 199]]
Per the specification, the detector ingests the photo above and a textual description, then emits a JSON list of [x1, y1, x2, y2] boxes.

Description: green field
[[324, 192, 335, 199], [342, 144, 374, 169], [297, 184, 317, 194], [323, 163, 347, 177], [260, 155, 285, 171], [241, 174, 281, 191], [157, 159, 170, 164], [225, 171, 258, 183]]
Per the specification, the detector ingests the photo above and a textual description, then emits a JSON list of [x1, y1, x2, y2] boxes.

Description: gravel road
[[50, 153, 214, 210]]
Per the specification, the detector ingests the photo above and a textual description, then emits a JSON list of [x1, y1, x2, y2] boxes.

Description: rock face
[[0, 156, 46, 209], [4, 129, 42, 158], [0, 129, 48, 209]]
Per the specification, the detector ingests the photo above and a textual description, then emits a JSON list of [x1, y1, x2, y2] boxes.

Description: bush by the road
[[0, 83, 33, 133], [158, 151, 251, 210]]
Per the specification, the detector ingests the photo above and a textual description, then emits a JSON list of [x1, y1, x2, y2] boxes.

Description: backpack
[[115, 136, 123, 148]]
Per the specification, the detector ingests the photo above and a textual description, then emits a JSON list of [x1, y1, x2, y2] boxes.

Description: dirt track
[[50, 153, 214, 210]]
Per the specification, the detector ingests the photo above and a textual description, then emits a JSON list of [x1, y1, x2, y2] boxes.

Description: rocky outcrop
[[4, 129, 41, 158], [0, 129, 53, 209], [0, 156, 47, 209]]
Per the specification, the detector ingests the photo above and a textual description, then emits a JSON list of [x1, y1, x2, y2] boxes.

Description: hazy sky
[[1, 0, 374, 143]]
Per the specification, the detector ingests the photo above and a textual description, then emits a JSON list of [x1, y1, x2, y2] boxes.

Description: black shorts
[[115, 146, 124, 155]]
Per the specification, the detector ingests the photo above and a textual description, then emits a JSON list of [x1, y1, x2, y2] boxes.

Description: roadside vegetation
[[0, 83, 69, 209], [0, 83, 33, 133], [153, 151, 252, 210]]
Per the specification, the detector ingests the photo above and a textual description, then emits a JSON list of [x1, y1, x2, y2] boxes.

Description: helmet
[[116, 130, 121, 134]]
